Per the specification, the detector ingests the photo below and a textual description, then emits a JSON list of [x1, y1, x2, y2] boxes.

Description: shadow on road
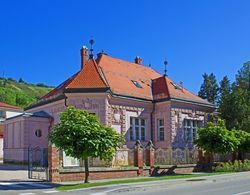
[[0, 181, 56, 191], [0, 162, 28, 171]]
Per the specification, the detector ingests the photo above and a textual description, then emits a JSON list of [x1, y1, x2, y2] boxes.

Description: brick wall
[[57, 165, 196, 182], [59, 169, 139, 182]]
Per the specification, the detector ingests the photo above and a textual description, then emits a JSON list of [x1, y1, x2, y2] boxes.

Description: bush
[[213, 160, 250, 172]]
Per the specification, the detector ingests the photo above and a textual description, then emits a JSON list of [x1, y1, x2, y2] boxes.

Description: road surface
[[1, 172, 250, 195]]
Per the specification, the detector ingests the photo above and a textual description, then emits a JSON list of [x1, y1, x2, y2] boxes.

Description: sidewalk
[[0, 162, 38, 182]]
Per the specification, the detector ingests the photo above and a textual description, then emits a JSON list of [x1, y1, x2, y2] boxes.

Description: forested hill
[[0, 77, 54, 108]]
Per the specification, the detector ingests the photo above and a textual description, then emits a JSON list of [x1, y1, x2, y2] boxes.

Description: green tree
[[225, 62, 250, 131], [198, 73, 219, 104], [233, 129, 250, 159], [49, 106, 124, 183], [217, 62, 250, 131], [195, 119, 240, 155], [236, 61, 250, 90], [218, 76, 232, 129]]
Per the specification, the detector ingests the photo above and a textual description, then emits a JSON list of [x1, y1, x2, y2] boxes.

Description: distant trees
[[18, 78, 25, 83], [198, 73, 219, 104], [198, 62, 250, 133], [218, 76, 232, 129], [0, 77, 53, 107]]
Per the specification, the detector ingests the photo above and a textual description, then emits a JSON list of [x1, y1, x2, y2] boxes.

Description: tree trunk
[[232, 151, 237, 162], [84, 157, 89, 183], [238, 151, 244, 161]]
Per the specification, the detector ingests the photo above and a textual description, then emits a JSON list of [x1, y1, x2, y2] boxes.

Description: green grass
[[56, 172, 230, 191]]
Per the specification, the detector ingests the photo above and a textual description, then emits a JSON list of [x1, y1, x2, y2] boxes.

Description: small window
[[0, 111, 5, 118], [158, 119, 164, 141], [131, 80, 142, 88], [35, 129, 42, 137]]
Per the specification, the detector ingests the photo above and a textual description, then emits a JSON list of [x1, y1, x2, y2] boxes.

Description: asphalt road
[[1, 172, 250, 195]]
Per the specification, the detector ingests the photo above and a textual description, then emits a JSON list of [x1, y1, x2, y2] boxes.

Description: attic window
[[132, 80, 142, 88], [171, 82, 182, 90]]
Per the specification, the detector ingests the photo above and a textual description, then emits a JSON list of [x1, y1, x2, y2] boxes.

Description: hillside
[[0, 77, 54, 108]]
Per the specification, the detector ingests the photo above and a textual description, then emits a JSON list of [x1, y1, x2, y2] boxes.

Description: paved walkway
[[0, 162, 38, 182]]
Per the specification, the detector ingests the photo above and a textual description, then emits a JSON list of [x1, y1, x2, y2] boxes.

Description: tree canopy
[[195, 119, 240, 154], [198, 73, 219, 104], [219, 62, 250, 131], [49, 106, 124, 183]]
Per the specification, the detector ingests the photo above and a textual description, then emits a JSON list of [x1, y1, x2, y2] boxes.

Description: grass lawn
[[56, 172, 230, 191]]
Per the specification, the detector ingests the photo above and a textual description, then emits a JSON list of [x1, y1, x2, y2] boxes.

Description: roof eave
[[154, 97, 216, 108], [25, 94, 66, 110]]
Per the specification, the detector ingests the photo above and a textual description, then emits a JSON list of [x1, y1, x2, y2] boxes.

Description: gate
[[28, 146, 49, 181]]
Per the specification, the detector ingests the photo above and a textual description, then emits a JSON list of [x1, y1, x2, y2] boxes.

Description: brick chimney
[[80, 46, 88, 69], [134, 56, 142, 65]]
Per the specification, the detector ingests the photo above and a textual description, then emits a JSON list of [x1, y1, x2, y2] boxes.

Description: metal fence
[[28, 146, 49, 181]]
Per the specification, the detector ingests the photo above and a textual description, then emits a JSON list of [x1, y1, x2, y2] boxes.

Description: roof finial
[[164, 58, 168, 76], [89, 38, 95, 58]]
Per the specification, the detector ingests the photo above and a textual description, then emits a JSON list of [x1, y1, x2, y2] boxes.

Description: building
[[0, 102, 23, 160], [4, 45, 215, 180]]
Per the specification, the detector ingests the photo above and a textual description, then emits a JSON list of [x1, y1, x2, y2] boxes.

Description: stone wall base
[[57, 165, 196, 182]]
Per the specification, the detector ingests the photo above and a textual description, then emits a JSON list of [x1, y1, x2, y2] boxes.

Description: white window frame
[[129, 117, 146, 141], [183, 119, 201, 142], [63, 151, 80, 167], [157, 119, 165, 141]]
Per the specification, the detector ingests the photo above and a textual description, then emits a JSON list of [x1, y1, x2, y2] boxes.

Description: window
[[171, 82, 182, 90], [131, 80, 142, 88], [35, 129, 42, 137], [129, 117, 146, 141], [158, 119, 164, 141], [0, 111, 4, 118], [183, 119, 201, 142]]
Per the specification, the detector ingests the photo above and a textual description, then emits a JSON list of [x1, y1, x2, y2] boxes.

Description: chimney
[[80, 46, 88, 69], [134, 56, 142, 64]]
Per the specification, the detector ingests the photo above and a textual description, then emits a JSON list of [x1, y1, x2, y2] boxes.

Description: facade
[[0, 102, 23, 160], [4, 46, 215, 173]]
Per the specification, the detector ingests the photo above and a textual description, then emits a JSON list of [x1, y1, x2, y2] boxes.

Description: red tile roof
[[152, 76, 210, 104], [66, 58, 108, 89], [40, 53, 212, 106], [0, 102, 22, 110], [98, 54, 161, 100]]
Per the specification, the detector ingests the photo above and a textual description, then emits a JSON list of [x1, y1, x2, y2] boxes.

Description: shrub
[[213, 160, 250, 172]]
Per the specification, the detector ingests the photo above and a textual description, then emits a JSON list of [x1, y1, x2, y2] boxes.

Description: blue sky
[[0, 0, 249, 93]]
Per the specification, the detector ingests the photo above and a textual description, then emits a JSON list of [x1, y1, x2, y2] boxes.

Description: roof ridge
[[101, 54, 161, 74], [91, 58, 109, 87]]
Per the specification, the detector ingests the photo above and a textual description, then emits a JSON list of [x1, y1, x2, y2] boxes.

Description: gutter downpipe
[[64, 93, 68, 107], [150, 101, 155, 145]]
